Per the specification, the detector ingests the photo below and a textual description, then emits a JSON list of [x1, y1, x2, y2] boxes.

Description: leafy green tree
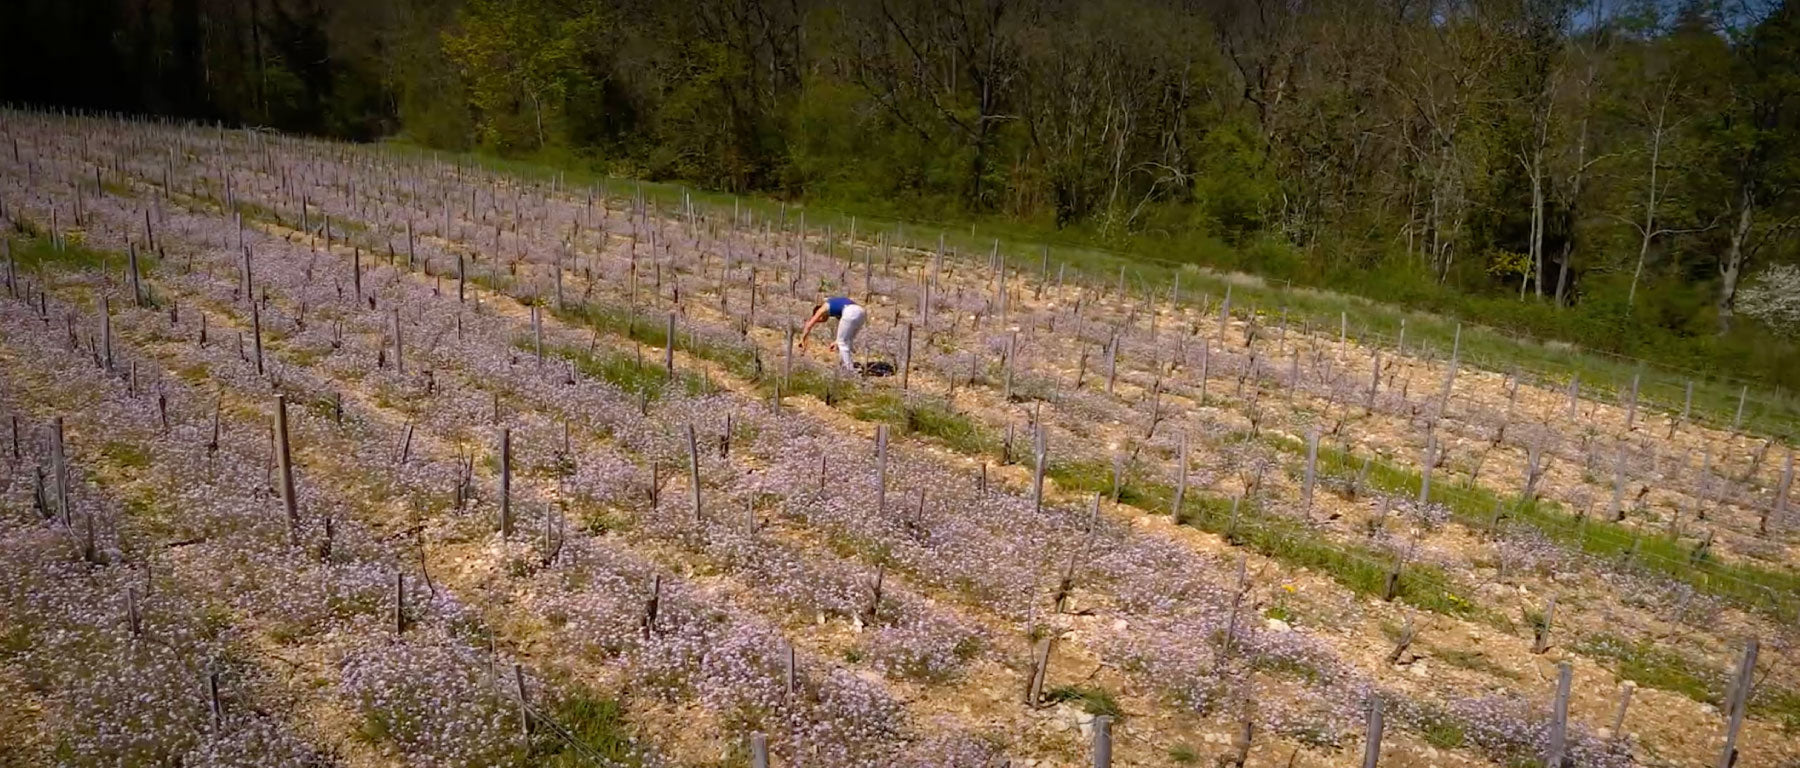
[[1708, 0, 1800, 329], [443, 0, 606, 151]]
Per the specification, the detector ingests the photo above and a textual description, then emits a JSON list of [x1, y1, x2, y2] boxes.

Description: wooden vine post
[[641, 574, 661, 638], [274, 395, 299, 544], [250, 291, 265, 376], [1532, 595, 1557, 654], [100, 298, 114, 372], [1172, 432, 1189, 519], [1362, 698, 1385, 768], [1092, 714, 1113, 768], [1769, 450, 1793, 536], [1717, 638, 1759, 768], [687, 424, 702, 522], [52, 417, 71, 526], [393, 572, 406, 634], [1625, 372, 1641, 431], [1197, 339, 1209, 405], [1438, 323, 1461, 417], [901, 323, 913, 390], [1609, 681, 1635, 746], [499, 427, 513, 537], [1002, 332, 1016, 401], [1546, 661, 1572, 768], [665, 312, 677, 379], [513, 663, 531, 739], [1024, 634, 1054, 705], [1367, 349, 1381, 412], [531, 304, 543, 368], [750, 733, 770, 768], [241, 244, 254, 300], [125, 584, 144, 636], [127, 242, 144, 307], [1226, 719, 1254, 767], [783, 325, 795, 387], [875, 425, 888, 515], [1104, 334, 1118, 395], [1223, 555, 1248, 655], [1523, 439, 1545, 501], [1382, 547, 1405, 602], [1418, 436, 1435, 504], [1387, 613, 1415, 664], [1608, 450, 1627, 521], [1303, 426, 1319, 513], [784, 643, 797, 696], [207, 669, 223, 731], [393, 308, 405, 375]]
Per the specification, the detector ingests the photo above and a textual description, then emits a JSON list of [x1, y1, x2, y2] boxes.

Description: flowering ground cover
[[0, 110, 1795, 766]]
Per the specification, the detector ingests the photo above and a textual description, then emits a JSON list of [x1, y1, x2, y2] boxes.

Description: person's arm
[[797, 305, 828, 348]]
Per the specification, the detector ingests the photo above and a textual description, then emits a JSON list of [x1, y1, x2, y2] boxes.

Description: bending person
[[799, 296, 867, 371]]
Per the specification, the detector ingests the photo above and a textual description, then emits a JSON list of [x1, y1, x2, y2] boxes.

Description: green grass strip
[[5, 232, 157, 275], [1046, 457, 1478, 617], [521, 337, 708, 401], [1270, 434, 1800, 619]]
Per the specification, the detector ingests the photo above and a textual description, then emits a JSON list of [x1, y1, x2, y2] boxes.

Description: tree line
[[3, 0, 1798, 385]]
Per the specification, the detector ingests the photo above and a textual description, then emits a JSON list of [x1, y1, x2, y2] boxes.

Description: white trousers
[[835, 304, 867, 370]]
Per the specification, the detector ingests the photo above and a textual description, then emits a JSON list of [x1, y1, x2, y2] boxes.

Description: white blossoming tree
[[1736, 264, 1800, 338]]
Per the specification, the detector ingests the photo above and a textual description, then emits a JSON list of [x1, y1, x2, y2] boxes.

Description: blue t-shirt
[[825, 297, 855, 318]]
